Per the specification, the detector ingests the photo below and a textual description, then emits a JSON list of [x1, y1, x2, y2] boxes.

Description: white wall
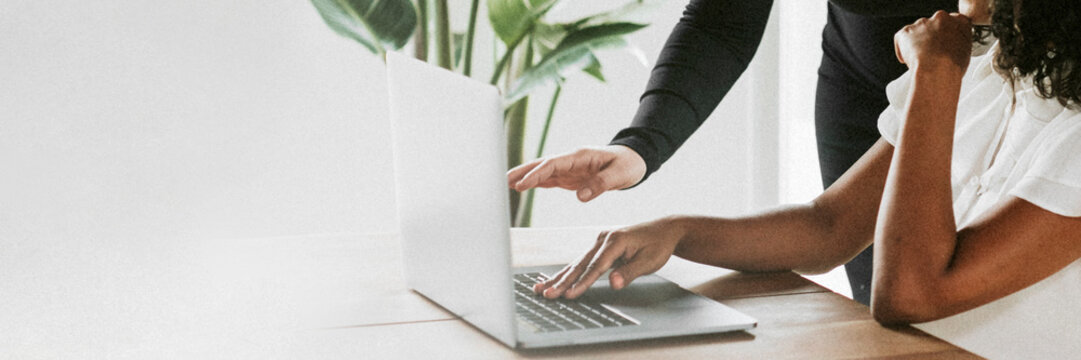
[[1, 0, 385, 241], [778, 1, 828, 203]]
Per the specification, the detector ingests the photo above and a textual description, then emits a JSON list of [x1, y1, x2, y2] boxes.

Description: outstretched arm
[[611, 0, 774, 181], [509, 1, 776, 201]]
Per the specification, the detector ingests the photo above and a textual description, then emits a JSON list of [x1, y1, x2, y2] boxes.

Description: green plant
[[311, 0, 661, 226]]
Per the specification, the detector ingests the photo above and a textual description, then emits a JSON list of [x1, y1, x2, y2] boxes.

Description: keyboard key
[[512, 272, 638, 333]]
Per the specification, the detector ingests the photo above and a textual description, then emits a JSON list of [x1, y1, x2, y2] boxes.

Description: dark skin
[[532, 3, 1081, 325]]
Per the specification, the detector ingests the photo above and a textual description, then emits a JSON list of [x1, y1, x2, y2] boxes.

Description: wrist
[[609, 144, 647, 188], [910, 58, 966, 79], [908, 61, 966, 107], [661, 215, 691, 254]]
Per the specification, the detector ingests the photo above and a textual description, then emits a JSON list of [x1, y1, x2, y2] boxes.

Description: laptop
[[385, 51, 756, 349]]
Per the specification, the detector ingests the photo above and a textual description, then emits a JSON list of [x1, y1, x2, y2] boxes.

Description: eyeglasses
[[972, 24, 994, 44]]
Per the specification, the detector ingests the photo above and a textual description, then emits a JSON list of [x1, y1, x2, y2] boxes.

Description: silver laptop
[[386, 51, 756, 349]]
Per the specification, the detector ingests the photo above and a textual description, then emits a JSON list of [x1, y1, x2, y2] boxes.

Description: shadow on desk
[[691, 271, 824, 300], [517, 330, 756, 357]]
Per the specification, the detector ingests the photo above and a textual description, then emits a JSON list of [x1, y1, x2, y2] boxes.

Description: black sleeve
[[828, 0, 956, 17], [609, 0, 774, 184]]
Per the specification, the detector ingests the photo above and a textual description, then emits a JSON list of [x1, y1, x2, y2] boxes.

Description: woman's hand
[[533, 217, 685, 299], [894, 10, 974, 71], [507, 145, 646, 202]]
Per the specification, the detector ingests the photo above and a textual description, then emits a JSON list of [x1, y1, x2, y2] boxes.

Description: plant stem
[[413, 0, 428, 61], [517, 85, 561, 228], [520, 189, 536, 227], [506, 97, 527, 226], [434, 0, 452, 70], [463, 0, 480, 76], [489, 31, 529, 85], [508, 35, 535, 227], [535, 85, 562, 158]]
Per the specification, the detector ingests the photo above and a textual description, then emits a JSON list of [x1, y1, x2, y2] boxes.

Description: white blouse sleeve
[[1010, 113, 1081, 217], [877, 46, 1001, 147], [876, 70, 914, 146]]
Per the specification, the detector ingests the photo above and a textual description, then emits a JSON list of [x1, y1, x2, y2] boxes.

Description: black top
[[609, 0, 957, 182]]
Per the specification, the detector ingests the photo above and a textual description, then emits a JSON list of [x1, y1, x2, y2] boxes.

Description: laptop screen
[[386, 52, 518, 347]]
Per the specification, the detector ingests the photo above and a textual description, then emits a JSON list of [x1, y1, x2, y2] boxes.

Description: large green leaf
[[582, 54, 605, 82], [571, 0, 667, 29], [310, 0, 417, 54], [531, 23, 606, 83], [527, 0, 662, 88], [488, 0, 560, 46], [505, 22, 647, 103], [530, 22, 567, 57]]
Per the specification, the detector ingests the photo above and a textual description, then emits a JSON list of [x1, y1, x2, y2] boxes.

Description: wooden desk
[[205, 227, 979, 359], [4, 228, 980, 358]]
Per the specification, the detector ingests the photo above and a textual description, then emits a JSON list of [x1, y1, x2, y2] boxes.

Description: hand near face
[[894, 11, 974, 71]]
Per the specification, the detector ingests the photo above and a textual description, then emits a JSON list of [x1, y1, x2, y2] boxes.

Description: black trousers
[[814, 55, 893, 306], [813, 2, 927, 306]]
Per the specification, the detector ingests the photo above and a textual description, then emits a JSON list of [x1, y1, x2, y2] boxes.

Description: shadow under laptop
[[517, 271, 830, 356], [516, 330, 756, 357], [514, 272, 783, 356], [403, 270, 762, 354]]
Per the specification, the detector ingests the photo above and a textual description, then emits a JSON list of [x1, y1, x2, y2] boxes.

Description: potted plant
[[310, 0, 661, 226]]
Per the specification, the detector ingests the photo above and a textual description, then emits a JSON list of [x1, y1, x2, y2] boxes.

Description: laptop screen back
[[386, 52, 518, 347]]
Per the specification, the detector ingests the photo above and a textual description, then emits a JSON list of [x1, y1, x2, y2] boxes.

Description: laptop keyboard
[[513, 272, 639, 333]]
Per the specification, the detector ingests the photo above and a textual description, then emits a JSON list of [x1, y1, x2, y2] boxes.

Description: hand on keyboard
[[514, 273, 637, 332], [532, 217, 684, 299]]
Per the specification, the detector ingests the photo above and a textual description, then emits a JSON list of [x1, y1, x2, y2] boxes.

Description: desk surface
[[4, 228, 980, 358], [218, 227, 979, 359]]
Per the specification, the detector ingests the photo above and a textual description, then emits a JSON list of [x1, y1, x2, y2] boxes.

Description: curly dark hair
[[990, 0, 1081, 108]]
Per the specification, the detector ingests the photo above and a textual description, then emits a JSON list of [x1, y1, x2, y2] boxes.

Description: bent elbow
[[870, 287, 945, 325], [871, 302, 920, 326]]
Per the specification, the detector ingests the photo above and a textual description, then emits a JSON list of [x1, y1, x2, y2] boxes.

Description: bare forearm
[[670, 203, 864, 274], [873, 64, 964, 320], [878, 65, 962, 257], [670, 139, 896, 275]]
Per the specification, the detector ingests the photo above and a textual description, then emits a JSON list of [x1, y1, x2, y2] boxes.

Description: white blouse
[[877, 42, 1081, 359]]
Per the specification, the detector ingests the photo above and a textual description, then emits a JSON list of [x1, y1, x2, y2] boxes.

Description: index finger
[[515, 155, 577, 191], [507, 159, 543, 188], [563, 235, 629, 299]]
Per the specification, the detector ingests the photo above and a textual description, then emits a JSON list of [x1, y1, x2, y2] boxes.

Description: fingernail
[[580, 189, 593, 200], [611, 273, 624, 289]]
